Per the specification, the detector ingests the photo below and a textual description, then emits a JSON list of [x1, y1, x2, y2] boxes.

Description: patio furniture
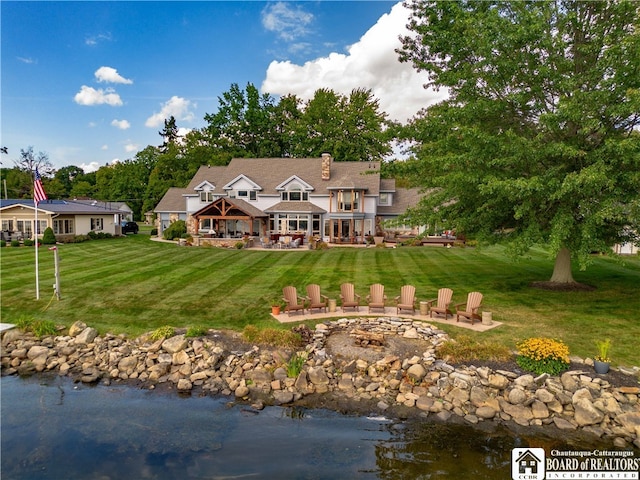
[[339, 283, 360, 311], [306, 284, 328, 313], [282, 286, 306, 316], [395, 285, 416, 315], [426, 288, 454, 320], [366, 283, 387, 313], [456, 292, 483, 325]]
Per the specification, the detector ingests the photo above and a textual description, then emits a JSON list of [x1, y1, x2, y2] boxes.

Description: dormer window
[[200, 191, 214, 202], [281, 184, 308, 201], [379, 193, 391, 206]]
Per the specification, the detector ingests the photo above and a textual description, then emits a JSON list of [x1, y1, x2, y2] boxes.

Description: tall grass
[[1, 236, 639, 366]]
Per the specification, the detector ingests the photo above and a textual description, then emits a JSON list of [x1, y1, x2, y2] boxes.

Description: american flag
[[33, 168, 48, 205]]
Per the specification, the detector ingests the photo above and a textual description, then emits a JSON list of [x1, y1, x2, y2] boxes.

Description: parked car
[[121, 221, 139, 234]]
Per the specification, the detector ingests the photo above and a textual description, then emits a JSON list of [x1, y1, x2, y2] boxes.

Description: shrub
[[286, 351, 308, 378], [242, 325, 302, 348], [437, 335, 513, 362], [23, 239, 34, 246], [10, 240, 20, 247], [150, 325, 175, 341], [15, 316, 57, 337], [234, 241, 244, 249], [516, 337, 570, 375], [42, 227, 57, 245], [163, 220, 186, 240], [0, 240, 5, 247], [150, 228, 158, 236], [32, 319, 57, 338], [186, 326, 208, 337]]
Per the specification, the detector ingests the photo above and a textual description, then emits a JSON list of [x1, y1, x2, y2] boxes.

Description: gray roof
[[0, 199, 122, 215], [187, 157, 381, 195], [70, 199, 133, 213], [264, 201, 327, 214], [377, 187, 424, 216], [154, 188, 190, 213]]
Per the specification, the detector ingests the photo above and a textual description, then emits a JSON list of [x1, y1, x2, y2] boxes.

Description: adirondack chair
[[455, 292, 483, 325], [366, 283, 387, 313], [426, 288, 454, 320], [306, 284, 328, 313], [395, 285, 416, 315], [339, 283, 360, 311], [282, 286, 306, 316]]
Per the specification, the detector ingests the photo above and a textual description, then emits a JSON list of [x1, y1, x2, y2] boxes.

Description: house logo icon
[[512, 448, 545, 480]]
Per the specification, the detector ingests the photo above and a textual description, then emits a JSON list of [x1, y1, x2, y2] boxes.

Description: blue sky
[[2, 1, 445, 172]]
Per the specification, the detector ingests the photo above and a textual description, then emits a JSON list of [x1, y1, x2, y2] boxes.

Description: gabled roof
[[193, 196, 267, 218], [0, 199, 122, 215], [377, 187, 424, 216], [70, 199, 133, 212], [264, 201, 326, 214], [154, 188, 190, 213], [186, 157, 381, 196]]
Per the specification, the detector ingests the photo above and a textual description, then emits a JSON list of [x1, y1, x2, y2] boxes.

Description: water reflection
[[1, 375, 630, 479]]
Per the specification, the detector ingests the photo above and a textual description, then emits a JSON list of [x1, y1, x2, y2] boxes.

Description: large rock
[[68, 321, 87, 337], [162, 335, 188, 354], [27, 346, 49, 360], [488, 373, 509, 389], [617, 412, 640, 435], [406, 364, 426, 382], [573, 398, 604, 426], [307, 366, 329, 385], [75, 327, 98, 345]]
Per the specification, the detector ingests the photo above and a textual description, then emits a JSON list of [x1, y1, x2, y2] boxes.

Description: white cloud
[[262, 2, 313, 41], [17, 56, 36, 64], [145, 96, 196, 128], [111, 119, 131, 130], [262, 2, 447, 124], [80, 162, 101, 173], [85, 32, 112, 46], [124, 143, 139, 153], [74, 85, 123, 106], [101, 145, 108, 150], [95, 66, 133, 85]]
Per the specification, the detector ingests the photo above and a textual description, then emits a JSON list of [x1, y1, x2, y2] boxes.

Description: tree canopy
[[398, 0, 640, 284]]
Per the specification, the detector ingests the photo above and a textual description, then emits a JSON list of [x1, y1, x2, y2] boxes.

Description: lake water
[[0, 375, 618, 479]]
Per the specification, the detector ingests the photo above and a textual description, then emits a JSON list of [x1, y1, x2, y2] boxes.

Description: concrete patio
[[272, 305, 501, 332]]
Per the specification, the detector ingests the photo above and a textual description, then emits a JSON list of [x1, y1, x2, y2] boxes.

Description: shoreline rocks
[[2, 318, 639, 449]]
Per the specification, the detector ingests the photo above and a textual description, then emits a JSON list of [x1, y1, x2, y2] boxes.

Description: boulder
[[162, 335, 188, 354]]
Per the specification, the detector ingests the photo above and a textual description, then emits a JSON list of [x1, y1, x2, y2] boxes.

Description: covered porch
[[192, 197, 267, 245]]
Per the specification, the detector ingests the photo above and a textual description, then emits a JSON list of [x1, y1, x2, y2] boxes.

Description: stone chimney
[[321, 153, 332, 181]]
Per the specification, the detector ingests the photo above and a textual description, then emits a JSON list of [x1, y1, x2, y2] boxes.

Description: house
[[71, 199, 134, 222], [154, 154, 423, 245], [0, 199, 126, 242]]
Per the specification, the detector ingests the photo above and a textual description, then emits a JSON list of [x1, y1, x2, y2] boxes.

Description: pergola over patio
[[192, 197, 268, 240]]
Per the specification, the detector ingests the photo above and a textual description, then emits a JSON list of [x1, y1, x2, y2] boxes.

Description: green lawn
[[1, 235, 639, 367]]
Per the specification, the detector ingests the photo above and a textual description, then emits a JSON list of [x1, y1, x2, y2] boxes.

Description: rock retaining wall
[[1, 318, 639, 449]]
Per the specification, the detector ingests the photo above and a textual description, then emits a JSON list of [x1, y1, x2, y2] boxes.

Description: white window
[[281, 185, 308, 201], [379, 193, 391, 206], [91, 218, 104, 231], [53, 219, 74, 235], [338, 191, 360, 212], [200, 191, 214, 202]]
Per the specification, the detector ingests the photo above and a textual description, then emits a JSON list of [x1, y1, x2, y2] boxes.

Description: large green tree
[[398, 0, 640, 284]]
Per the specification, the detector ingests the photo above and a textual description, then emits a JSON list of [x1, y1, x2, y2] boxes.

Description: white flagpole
[[35, 199, 40, 300]]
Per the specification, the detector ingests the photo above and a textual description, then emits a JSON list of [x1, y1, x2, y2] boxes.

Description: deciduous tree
[[398, 0, 640, 285]]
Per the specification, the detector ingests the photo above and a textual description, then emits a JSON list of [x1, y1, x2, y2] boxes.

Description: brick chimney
[[321, 153, 332, 181]]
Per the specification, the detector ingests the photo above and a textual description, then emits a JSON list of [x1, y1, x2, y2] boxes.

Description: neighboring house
[[71, 199, 134, 222], [0, 199, 124, 242], [154, 154, 424, 244]]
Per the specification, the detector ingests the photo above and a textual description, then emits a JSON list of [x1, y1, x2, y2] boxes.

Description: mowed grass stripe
[[1, 238, 639, 365]]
